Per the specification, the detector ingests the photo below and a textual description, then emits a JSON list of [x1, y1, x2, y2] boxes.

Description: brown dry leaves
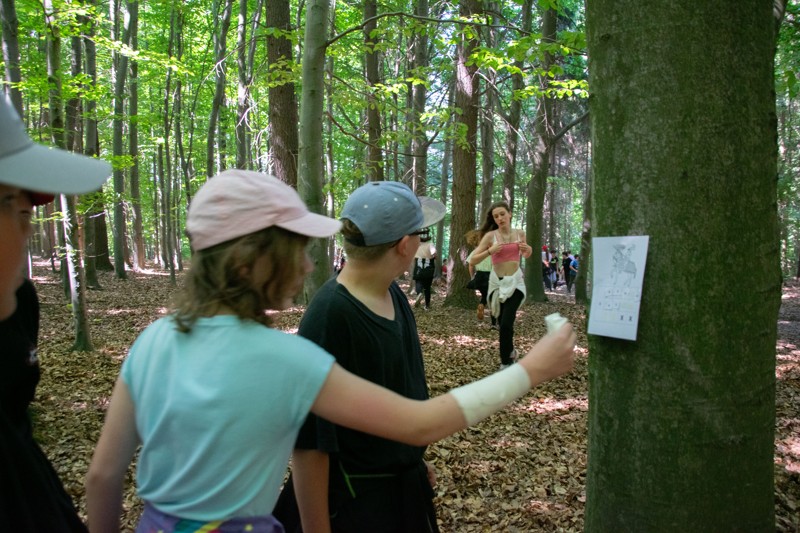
[[29, 264, 800, 532]]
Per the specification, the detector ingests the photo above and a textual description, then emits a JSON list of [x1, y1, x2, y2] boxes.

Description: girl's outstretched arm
[[311, 323, 576, 445], [86, 378, 140, 533]]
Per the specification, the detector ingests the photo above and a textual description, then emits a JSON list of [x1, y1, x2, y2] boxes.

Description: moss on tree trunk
[[585, 1, 781, 530]]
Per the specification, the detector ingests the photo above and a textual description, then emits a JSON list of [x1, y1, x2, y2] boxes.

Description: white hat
[[186, 170, 342, 250], [0, 97, 111, 204]]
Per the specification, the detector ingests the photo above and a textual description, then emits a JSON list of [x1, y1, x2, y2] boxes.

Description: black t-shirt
[[0, 278, 41, 436], [294, 278, 429, 471], [0, 279, 88, 532]]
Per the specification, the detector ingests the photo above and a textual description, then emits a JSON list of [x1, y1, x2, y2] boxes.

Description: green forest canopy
[[2, 0, 799, 277]]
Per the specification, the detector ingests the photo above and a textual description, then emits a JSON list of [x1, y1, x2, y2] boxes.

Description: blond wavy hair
[[173, 226, 308, 332]]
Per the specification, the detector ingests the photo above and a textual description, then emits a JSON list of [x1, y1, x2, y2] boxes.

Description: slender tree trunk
[[364, 0, 383, 181], [443, 0, 480, 308], [524, 4, 556, 303], [479, 1, 497, 217], [436, 84, 454, 284], [81, 0, 114, 273], [298, 0, 332, 302], [0, 0, 22, 114], [409, 0, 429, 195], [128, 1, 145, 271], [44, 1, 93, 350], [162, 7, 176, 284], [206, 0, 233, 178], [500, 0, 530, 209], [585, 2, 780, 530], [80, 3, 102, 286], [111, 0, 133, 279], [173, 8, 192, 211], [235, 0, 250, 169], [574, 176, 590, 304], [266, 0, 298, 184], [325, 9, 336, 264]]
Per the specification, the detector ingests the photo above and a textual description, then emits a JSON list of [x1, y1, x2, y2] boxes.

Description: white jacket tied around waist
[[487, 269, 526, 318]]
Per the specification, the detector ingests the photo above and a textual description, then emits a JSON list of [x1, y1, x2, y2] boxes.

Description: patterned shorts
[[136, 502, 285, 533]]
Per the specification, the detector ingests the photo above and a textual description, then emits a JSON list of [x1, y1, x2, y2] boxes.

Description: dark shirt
[[1, 278, 41, 436], [274, 278, 438, 533], [295, 279, 428, 471], [0, 279, 88, 532]]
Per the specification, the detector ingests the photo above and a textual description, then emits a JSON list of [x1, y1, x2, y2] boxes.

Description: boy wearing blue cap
[[275, 181, 446, 532]]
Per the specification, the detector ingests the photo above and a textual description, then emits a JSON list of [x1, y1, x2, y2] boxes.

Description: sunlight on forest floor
[[24, 265, 800, 531]]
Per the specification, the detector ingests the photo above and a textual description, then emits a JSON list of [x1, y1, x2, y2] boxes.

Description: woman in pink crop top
[[468, 201, 533, 368]]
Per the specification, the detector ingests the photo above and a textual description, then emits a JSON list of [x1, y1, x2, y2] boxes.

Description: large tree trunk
[[585, 2, 780, 530], [443, 0, 480, 308], [266, 0, 298, 185], [298, 0, 332, 302]]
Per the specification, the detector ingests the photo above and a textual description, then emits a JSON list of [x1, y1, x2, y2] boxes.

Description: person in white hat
[[0, 96, 111, 531], [86, 171, 576, 532]]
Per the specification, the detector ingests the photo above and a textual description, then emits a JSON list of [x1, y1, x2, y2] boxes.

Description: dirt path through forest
[[28, 264, 799, 531]]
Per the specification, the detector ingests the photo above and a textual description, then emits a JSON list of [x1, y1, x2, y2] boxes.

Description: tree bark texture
[[111, 0, 133, 279], [266, 0, 299, 186], [299, 0, 332, 303], [524, 5, 556, 303], [206, 0, 232, 178], [585, 2, 781, 530], [364, 0, 384, 181], [443, 0, 479, 308], [1, 0, 23, 114], [128, 1, 145, 271]]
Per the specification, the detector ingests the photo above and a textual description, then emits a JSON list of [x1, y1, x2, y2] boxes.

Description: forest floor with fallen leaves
[[28, 261, 800, 532]]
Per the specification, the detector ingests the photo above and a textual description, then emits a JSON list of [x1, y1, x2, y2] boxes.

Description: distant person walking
[[413, 239, 437, 309], [562, 252, 573, 293], [541, 246, 552, 291], [465, 229, 494, 325], [569, 254, 580, 292]]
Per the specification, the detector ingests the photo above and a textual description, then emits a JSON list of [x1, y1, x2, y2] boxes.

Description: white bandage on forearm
[[449, 364, 531, 426]]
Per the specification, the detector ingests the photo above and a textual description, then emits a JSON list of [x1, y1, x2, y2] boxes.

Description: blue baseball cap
[[341, 181, 446, 246]]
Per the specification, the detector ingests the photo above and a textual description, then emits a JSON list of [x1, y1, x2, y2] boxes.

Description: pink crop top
[[491, 231, 521, 264]]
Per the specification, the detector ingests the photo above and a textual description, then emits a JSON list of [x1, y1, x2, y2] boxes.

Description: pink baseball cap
[[186, 170, 342, 251]]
